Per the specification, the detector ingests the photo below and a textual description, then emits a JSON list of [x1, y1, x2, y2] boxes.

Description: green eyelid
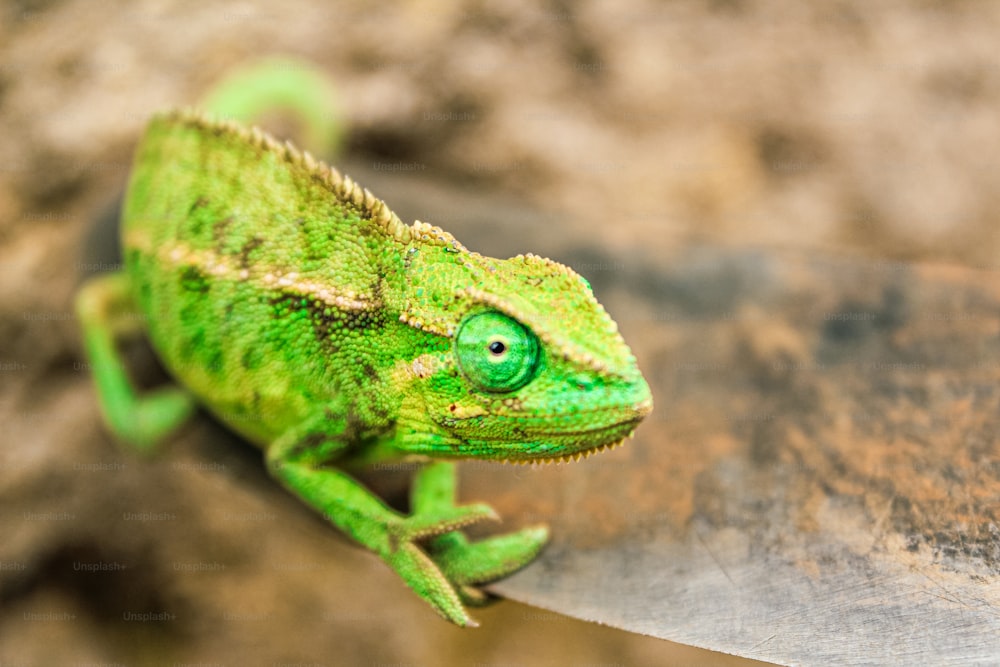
[[455, 312, 539, 392]]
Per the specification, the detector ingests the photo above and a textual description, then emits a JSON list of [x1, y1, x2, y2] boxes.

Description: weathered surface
[[483, 247, 1000, 665]]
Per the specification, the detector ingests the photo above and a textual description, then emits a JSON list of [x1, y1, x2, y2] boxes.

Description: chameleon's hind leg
[[412, 461, 549, 606], [74, 272, 196, 453]]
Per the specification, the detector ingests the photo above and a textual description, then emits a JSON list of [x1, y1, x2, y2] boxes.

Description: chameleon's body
[[75, 68, 652, 626]]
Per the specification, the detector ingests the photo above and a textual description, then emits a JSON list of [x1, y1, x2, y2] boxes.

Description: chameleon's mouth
[[502, 434, 631, 465], [493, 399, 652, 464]]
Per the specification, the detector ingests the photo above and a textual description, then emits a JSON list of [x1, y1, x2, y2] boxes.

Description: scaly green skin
[[75, 78, 652, 626]]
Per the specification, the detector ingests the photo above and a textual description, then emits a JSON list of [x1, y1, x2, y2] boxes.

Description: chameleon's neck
[[341, 436, 427, 470]]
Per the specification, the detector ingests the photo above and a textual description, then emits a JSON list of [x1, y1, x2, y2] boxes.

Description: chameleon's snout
[[618, 369, 654, 422], [527, 372, 654, 460], [634, 394, 654, 419]]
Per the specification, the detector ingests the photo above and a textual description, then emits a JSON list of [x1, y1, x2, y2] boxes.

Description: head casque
[[395, 226, 653, 463]]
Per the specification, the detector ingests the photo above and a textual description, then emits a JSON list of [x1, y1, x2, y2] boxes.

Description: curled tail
[[198, 56, 343, 159]]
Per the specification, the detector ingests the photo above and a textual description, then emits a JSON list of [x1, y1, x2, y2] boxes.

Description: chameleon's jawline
[[501, 435, 631, 465]]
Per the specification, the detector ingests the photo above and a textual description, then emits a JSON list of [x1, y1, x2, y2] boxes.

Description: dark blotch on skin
[[187, 197, 212, 237], [340, 308, 384, 332], [179, 265, 210, 293], [238, 236, 264, 269], [212, 215, 235, 247], [207, 349, 224, 374], [179, 329, 206, 363], [241, 347, 260, 371], [268, 292, 346, 356], [343, 410, 364, 443], [287, 432, 329, 462]]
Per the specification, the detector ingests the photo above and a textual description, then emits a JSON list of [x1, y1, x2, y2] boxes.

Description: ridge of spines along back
[[164, 109, 634, 379], [163, 107, 414, 245]]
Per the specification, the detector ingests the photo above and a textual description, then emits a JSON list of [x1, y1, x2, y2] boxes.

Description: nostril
[[572, 374, 596, 391]]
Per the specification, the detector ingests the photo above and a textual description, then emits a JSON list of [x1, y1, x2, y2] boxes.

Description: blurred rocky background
[[2, 0, 998, 665]]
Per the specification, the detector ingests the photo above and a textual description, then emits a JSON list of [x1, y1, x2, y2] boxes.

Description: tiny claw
[[393, 502, 499, 545]]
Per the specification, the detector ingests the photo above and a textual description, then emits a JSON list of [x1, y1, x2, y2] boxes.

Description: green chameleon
[[74, 60, 653, 626]]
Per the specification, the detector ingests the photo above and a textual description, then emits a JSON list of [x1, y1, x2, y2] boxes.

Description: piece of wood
[[471, 246, 1000, 666]]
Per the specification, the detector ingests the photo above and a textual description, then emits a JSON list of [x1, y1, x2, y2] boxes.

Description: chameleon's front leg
[[413, 462, 549, 606], [267, 423, 547, 625]]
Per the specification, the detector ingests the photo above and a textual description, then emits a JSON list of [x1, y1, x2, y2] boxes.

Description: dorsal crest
[[160, 108, 414, 243]]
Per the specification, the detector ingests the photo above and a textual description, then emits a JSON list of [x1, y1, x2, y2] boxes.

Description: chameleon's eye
[[456, 312, 539, 393]]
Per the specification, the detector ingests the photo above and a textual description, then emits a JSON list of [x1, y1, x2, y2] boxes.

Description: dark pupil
[[488, 341, 506, 355]]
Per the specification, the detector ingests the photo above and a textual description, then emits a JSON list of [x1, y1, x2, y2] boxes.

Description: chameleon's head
[[397, 235, 653, 463]]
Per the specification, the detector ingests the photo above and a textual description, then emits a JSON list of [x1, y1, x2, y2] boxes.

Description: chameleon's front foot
[[269, 442, 547, 626], [424, 522, 550, 608], [390, 462, 549, 624]]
